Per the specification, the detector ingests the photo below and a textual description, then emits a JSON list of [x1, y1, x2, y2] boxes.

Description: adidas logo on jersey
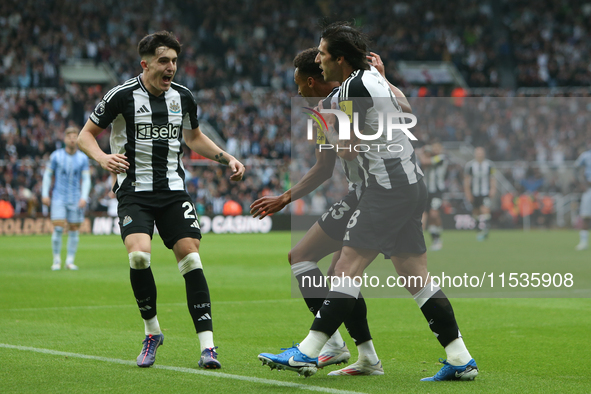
[[197, 313, 211, 321], [343, 231, 350, 241], [136, 105, 150, 114], [191, 220, 200, 229], [122, 215, 133, 226]]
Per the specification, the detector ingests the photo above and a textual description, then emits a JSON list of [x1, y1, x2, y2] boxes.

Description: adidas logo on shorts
[[122, 215, 133, 226]]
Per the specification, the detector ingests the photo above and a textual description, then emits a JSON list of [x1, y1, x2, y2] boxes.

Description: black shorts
[[117, 191, 202, 249], [343, 180, 428, 257], [425, 191, 443, 213], [472, 196, 491, 210], [317, 190, 360, 241]]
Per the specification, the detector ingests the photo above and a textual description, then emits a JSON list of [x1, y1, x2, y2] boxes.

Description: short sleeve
[[89, 96, 122, 129], [49, 151, 58, 171], [182, 90, 199, 130], [340, 74, 373, 130]]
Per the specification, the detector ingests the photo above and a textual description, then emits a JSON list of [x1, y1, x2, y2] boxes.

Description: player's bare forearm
[[250, 194, 289, 219], [184, 127, 245, 181], [367, 52, 411, 113], [464, 176, 473, 202], [389, 84, 412, 113], [78, 120, 128, 174], [490, 177, 497, 198], [250, 150, 334, 219], [291, 149, 336, 201]]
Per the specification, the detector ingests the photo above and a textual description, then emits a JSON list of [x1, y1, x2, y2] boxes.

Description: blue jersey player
[[574, 146, 591, 250], [42, 127, 91, 270]]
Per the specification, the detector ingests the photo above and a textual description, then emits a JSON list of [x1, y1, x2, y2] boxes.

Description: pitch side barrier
[[0, 214, 279, 236]]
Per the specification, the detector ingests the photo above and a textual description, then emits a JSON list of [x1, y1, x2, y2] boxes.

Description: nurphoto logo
[[303, 106, 418, 153]]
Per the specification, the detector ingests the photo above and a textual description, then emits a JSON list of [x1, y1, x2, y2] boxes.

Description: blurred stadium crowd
[[1, 0, 590, 221]]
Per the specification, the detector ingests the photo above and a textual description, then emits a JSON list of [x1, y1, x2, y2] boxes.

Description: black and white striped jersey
[[90, 74, 199, 194], [464, 159, 495, 197], [316, 87, 364, 199], [338, 68, 423, 190], [425, 154, 448, 193]]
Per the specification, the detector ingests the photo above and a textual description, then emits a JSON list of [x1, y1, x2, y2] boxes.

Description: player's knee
[[68, 224, 80, 231], [178, 252, 203, 275], [129, 251, 151, 269]]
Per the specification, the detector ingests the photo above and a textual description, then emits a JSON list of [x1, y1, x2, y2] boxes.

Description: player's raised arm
[[77, 120, 129, 174], [367, 52, 412, 113], [182, 126, 245, 181]]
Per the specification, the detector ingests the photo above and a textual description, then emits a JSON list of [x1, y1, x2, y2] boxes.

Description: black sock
[[184, 268, 213, 333], [420, 290, 460, 347], [295, 267, 329, 315], [130, 267, 157, 320], [343, 294, 372, 344], [310, 291, 356, 336]]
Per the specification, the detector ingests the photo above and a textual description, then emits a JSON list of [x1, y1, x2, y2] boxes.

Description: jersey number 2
[[183, 201, 196, 219]]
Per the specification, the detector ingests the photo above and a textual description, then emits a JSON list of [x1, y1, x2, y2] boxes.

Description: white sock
[[198, 330, 214, 352], [290, 261, 318, 276], [326, 330, 345, 348], [66, 255, 75, 265], [144, 316, 162, 336], [580, 230, 589, 243], [298, 330, 329, 359], [357, 340, 379, 364], [444, 335, 472, 366], [53, 254, 61, 264]]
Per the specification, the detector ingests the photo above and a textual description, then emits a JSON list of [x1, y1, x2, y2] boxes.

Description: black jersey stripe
[[149, 95, 171, 191]]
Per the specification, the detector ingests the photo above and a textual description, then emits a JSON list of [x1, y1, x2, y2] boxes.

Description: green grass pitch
[[1, 230, 590, 393]]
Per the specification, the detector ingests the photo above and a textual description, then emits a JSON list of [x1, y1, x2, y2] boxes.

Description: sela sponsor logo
[[169, 100, 181, 113], [303, 107, 418, 153], [136, 123, 180, 140]]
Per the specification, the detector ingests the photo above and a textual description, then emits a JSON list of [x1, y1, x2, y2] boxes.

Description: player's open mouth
[[162, 76, 172, 83]]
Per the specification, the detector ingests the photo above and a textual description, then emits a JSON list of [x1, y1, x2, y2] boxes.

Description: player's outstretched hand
[[250, 195, 288, 219], [99, 154, 129, 174], [228, 158, 245, 181], [367, 52, 385, 77]]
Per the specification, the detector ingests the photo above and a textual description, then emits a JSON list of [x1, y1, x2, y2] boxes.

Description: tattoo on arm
[[214, 152, 230, 165]]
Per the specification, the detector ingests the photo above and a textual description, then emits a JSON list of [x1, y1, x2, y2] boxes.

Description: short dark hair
[[138, 31, 182, 58], [293, 48, 322, 78], [320, 21, 369, 71]]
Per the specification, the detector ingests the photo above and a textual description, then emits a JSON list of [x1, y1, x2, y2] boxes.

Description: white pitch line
[[2, 298, 300, 313], [0, 343, 366, 394]]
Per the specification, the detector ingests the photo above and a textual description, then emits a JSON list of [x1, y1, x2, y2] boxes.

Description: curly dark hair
[[293, 48, 322, 78], [320, 21, 369, 71], [138, 31, 182, 58]]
